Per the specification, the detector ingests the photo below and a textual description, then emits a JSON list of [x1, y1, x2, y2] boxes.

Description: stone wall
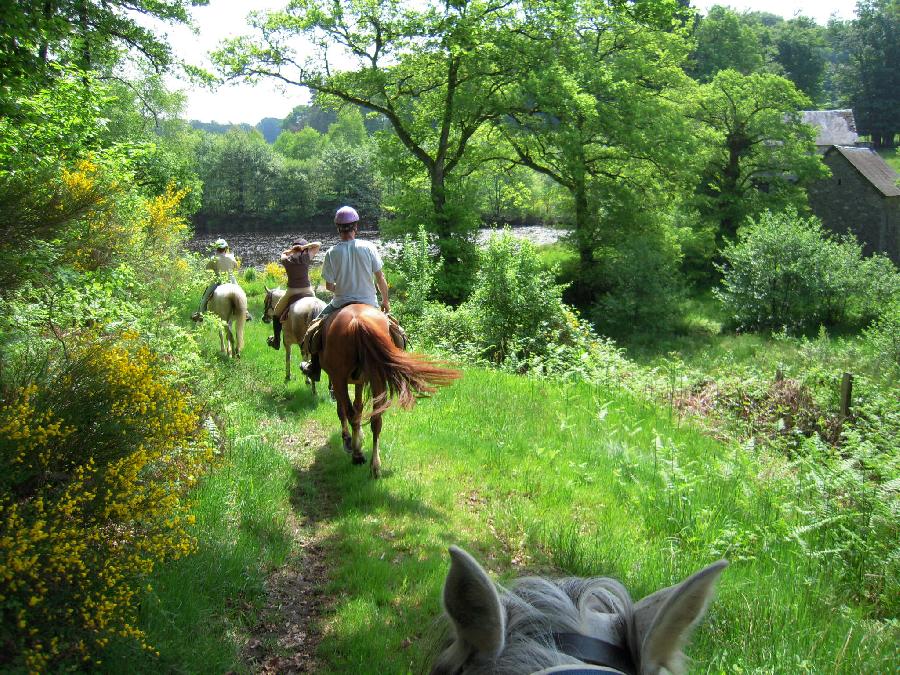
[[808, 153, 900, 264]]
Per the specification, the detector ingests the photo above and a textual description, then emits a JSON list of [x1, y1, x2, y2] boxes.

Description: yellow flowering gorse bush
[[0, 334, 214, 672], [263, 261, 287, 285]]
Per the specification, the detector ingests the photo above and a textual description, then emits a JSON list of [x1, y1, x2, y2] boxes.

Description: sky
[[160, 0, 860, 125]]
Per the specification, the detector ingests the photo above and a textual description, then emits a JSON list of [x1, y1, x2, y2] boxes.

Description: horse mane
[[429, 575, 634, 675], [351, 311, 459, 415]]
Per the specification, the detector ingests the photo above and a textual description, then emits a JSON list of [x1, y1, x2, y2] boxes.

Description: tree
[[213, 0, 520, 260], [846, 0, 899, 148], [274, 126, 324, 161], [690, 5, 767, 81], [195, 128, 314, 228], [0, 0, 203, 94], [498, 0, 701, 265], [325, 107, 368, 148], [692, 69, 827, 241], [770, 16, 828, 103], [256, 117, 283, 143]]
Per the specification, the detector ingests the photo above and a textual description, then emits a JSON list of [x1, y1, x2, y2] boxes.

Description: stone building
[[807, 145, 900, 264], [802, 110, 900, 264], [801, 109, 859, 153]]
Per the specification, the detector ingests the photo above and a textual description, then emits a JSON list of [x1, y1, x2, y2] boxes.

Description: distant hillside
[[188, 117, 284, 143]]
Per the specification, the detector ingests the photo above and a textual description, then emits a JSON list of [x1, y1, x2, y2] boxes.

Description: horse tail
[[232, 290, 247, 353], [352, 312, 459, 415]]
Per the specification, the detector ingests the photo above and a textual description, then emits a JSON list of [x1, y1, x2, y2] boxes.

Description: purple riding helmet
[[334, 206, 360, 230]]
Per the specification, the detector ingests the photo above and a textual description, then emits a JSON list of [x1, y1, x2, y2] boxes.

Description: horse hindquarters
[[231, 298, 246, 358]]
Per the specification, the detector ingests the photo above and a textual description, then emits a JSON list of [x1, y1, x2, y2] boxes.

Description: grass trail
[[110, 282, 897, 673]]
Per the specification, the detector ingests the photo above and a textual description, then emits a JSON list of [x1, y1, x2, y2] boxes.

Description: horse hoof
[[371, 464, 381, 478], [342, 437, 353, 454], [352, 454, 366, 465]]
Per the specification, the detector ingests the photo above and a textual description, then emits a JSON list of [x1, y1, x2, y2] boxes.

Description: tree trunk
[[574, 185, 592, 266], [720, 136, 743, 239], [430, 165, 450, 238]]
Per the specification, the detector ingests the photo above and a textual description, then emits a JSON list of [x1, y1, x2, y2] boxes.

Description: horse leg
[[351, 383, 365, 462], [333, 378, 356, 458], [369, 379, 385, 479], [218, 326, 227, 355], [284, 342, 291, 382], [226, 320, 235, 358]]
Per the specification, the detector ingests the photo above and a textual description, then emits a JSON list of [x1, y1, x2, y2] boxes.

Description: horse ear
[[441, 546, 505, 660], [265, 286, 272, 293], [632, 560, 727, 675]]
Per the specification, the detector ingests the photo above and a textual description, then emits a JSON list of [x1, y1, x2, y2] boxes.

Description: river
[[186, 225, 567, 268]]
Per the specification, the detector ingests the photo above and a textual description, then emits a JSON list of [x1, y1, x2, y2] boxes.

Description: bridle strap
[[551, 633, 636, 675]]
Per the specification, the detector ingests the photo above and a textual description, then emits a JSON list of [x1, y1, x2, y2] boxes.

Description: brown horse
[[321, 304, 459, 478]]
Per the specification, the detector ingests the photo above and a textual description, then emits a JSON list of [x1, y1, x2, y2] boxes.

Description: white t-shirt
[[321, 239, 383, 307], [207, 252, 238, 282]]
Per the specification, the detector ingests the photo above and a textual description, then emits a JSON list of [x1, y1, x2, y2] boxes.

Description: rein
[[549, 633, 636, 675]]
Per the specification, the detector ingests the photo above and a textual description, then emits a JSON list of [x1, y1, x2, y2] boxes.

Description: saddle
[[302, 309, 408, 356], [279, 292, 311, 324]]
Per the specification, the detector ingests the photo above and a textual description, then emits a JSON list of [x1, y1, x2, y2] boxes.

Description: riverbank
[[188, 225, 568, 268]]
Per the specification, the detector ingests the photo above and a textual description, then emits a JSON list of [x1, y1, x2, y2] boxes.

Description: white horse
[[207, 283, 247, 358], [263, 288, 326, 390], [430, 546, 727, 675]]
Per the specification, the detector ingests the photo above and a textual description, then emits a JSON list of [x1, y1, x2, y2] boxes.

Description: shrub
[[863, 298, 900, 377], [387, 225, 442, 330], [716, 208, 899, 332], [263, 261, 287, 286], [466, 231, 565, 362], [0, 334, 215, 671], [412, 232, 637, 383], [589, 226, 684, 335]]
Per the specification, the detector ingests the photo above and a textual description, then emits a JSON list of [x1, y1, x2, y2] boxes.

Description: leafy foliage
[[692, 70, 827, 241], [716, 208, 900, 332], [0, 333, 216, 672]]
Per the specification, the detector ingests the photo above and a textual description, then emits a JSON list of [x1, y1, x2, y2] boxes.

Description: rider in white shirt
[[192, 238, 246, 321], [300, 206, 390, 381]]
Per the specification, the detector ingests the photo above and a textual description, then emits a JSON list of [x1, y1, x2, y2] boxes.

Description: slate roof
[[801, 109, 859, 147], [828, 146, 900, 197]]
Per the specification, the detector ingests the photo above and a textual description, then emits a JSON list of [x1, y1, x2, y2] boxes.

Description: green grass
[[110, 275, 897, 673], [876, 147, 900, 172]]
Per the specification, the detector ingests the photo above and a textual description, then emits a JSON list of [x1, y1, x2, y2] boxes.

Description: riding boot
[[267, 317, 281, 350], [300, 353, 321, 382]]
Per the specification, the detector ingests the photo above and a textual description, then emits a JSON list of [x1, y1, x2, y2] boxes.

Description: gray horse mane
[[430, 574, 634, 675]]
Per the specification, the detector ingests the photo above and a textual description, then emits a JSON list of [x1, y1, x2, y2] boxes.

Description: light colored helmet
[[334, 206, 360, 228], [214, 238, 228, 249]]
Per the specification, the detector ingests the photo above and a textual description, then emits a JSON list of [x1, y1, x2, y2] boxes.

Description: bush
[[411, 232, 637, 383], [589, 226, 684, 335], [263, 261, 287, 286], [386, 225, 442, 330], [0, 334, 215, 671], [863, 298, 900, 377], [465, 232, 564, 362], [716, 208, 900, 332]]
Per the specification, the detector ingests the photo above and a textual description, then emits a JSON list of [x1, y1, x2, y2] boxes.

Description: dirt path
[[240, 421, 333, 674]]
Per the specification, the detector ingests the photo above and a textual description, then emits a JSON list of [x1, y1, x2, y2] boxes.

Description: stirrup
[[191, 312, 203, 322], [267, 335, 280, 350]]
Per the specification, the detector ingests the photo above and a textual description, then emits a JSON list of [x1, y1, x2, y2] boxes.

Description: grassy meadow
[[105, 276, 898, 673]]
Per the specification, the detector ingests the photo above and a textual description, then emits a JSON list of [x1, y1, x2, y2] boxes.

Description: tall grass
[[110, 276, 897, 672]]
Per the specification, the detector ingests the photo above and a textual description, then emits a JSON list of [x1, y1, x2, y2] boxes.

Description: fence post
[[840, 372, 853, 419]]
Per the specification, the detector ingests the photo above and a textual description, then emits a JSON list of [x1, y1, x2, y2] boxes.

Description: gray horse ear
[[442, 546, 506, 659], [632, 560, 727, 674], [265, 286, 272, 293]]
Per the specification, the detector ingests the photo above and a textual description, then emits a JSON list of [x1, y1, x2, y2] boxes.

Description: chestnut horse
[[321, 304, 459, 478]]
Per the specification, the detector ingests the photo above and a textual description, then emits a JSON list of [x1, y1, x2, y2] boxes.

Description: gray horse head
[[431, 546, 727, 675]]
